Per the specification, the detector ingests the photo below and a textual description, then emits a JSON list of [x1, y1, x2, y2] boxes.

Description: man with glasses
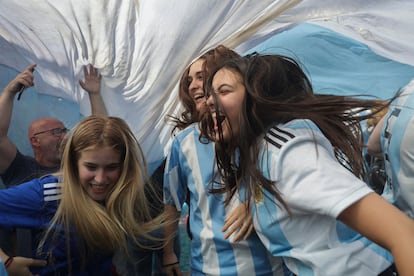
[[0, 64, 106, 187], [0, 64, 107, 256]]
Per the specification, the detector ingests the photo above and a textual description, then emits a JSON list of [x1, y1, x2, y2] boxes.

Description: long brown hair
[[169, 45, 240, 132], [202, 53, 390, 208]]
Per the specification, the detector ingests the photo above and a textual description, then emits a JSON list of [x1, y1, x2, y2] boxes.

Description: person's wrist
[[4, 256, 14, 270], [162, 261, 179, 268], [4, 86, 17, 97], [88, 91, 101, 96]]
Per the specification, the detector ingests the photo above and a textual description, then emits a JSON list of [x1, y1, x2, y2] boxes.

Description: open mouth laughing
[[193, 92, 205, 103], [211, 110, 226, 134]]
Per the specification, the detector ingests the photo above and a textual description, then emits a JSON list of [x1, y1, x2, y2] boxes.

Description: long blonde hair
[[40, 115, 165, 260]]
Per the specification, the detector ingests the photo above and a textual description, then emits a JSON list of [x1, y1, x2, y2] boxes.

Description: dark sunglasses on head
[[33, 127, 68, 137]]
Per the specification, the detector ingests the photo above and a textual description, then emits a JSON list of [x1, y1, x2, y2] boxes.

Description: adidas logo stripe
[[265, 126, 295, 149], [43, 182, 62, 202]]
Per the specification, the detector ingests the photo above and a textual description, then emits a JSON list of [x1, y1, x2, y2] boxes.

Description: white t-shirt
[[252, 119, 393, 276]]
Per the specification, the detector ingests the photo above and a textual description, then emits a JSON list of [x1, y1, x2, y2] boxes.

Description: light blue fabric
[[245, 23, 414, 99]]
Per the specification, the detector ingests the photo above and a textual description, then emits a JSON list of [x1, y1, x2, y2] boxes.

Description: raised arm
[[79, 64, 107, 115], [0, 64, 36, 173], [338, 193, 414, 275]]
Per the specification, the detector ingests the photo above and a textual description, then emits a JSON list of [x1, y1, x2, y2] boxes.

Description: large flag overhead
[[1, 0, 414, 170]]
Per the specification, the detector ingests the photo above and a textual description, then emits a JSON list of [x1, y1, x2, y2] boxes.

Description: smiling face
[[207, 68, 246, 142], [77, 145, 122, 202], [188, 59, 207, 113]]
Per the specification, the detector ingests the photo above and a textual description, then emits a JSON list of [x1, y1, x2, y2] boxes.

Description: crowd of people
[[1, 45, 414, 276]]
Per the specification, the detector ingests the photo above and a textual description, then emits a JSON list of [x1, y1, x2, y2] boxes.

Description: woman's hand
[[222, 201, 254, 242], [79, 64, 101, 95], [6, 256, 47, 276], [162, 252, 181, 276]]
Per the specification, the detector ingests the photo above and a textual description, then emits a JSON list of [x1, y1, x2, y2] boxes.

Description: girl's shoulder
[[173, 123, 199, 139], [264, 119, 323, 146], [281, 119, 320, 132], [173, 123, 211, 145]]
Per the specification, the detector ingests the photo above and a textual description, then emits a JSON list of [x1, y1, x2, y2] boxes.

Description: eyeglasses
[[33, 127, 68, 137]]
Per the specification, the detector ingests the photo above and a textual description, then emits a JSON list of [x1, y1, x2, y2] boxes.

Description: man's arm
[[0, 64, 36, 174], [79, 64, 107, 115]]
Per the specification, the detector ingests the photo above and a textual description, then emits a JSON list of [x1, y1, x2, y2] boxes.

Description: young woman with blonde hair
[[0, 115, 165, 275]]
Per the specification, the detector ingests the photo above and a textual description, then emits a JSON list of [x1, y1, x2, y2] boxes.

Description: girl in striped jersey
[[163, 46, 286, 276], [0, 115, 165, 275], [203, 53, 414, 275], [368, 79, 414, 218]]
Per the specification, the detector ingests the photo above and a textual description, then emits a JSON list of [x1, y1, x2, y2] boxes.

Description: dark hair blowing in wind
[[202, 53, 390, 207]]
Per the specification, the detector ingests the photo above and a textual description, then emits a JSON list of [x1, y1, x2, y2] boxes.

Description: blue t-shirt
[[0, 175, 112, 275]]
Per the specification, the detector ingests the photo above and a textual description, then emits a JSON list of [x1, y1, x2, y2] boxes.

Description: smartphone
[[17, 67, 35, 101]]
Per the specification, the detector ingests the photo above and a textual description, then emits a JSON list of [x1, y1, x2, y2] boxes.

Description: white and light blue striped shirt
[[253, 119, 393, 275], [164, 124, 284, 276], [381, 79, 414, 218]]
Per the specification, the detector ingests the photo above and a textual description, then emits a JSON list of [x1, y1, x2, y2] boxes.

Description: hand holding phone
[[17, 66, 35, 101]]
